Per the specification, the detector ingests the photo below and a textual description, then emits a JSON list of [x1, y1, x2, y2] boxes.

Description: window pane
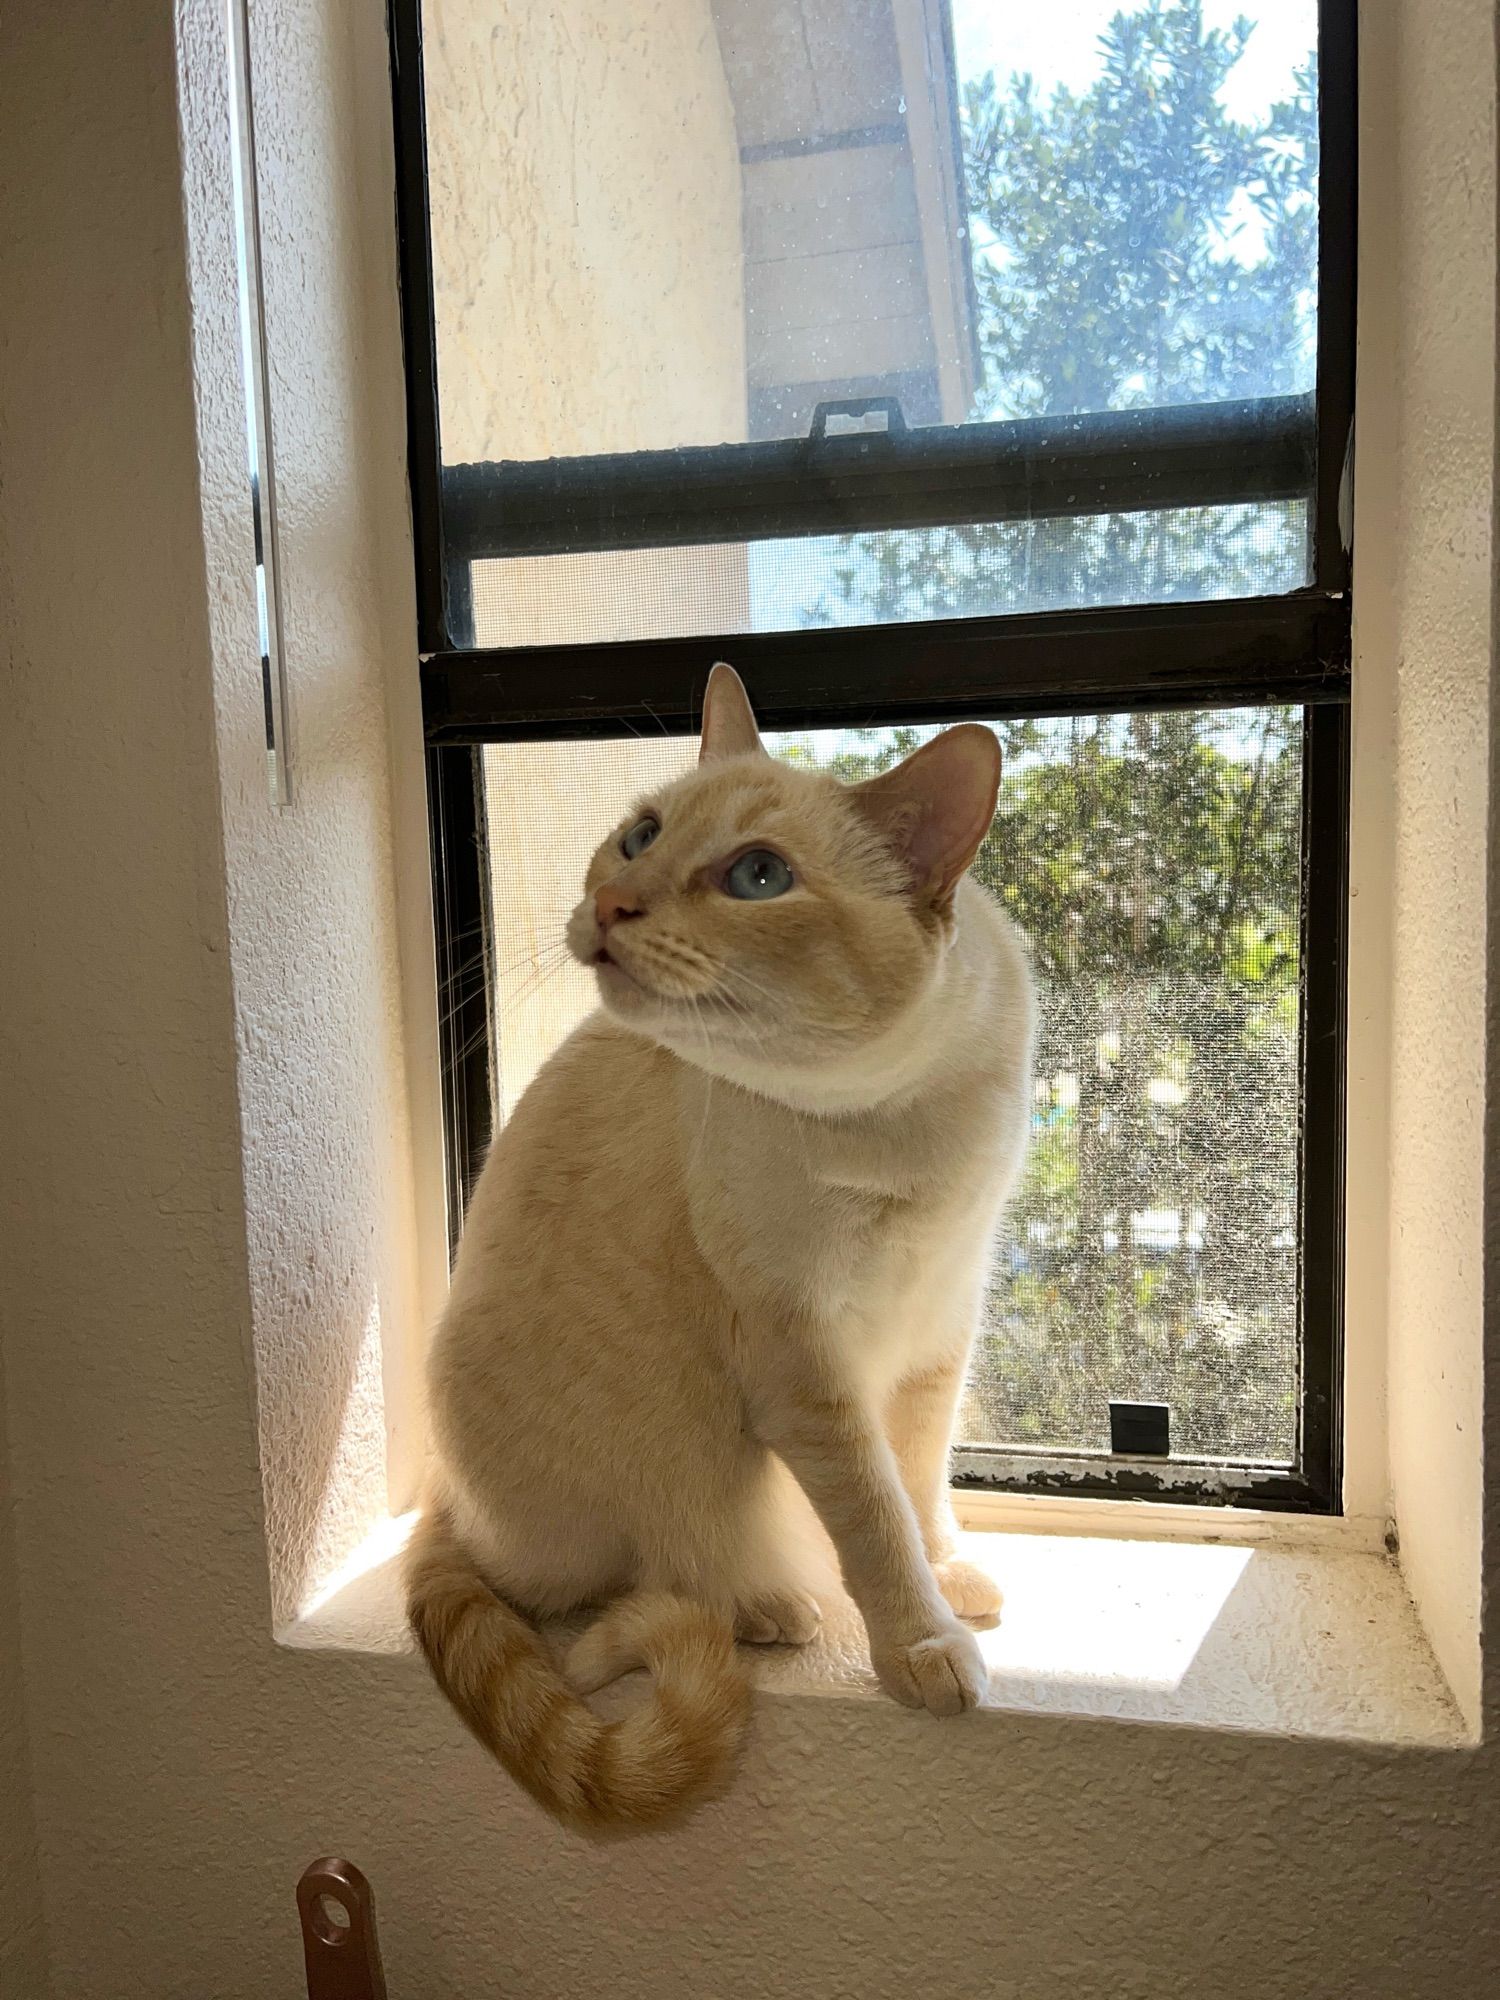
[[955, 0, 1320, 422], [480, 702, 1302, 1473], [482, 738, 693, 1117], [470, 501, 1307, 648], [424, 0, 1319, 463]]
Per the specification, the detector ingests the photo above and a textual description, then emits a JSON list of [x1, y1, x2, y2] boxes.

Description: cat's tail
[[404, 1506, 750, 1832]]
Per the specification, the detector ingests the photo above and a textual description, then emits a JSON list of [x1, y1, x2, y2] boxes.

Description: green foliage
[[803, 2, 1318, 632], [964, 0, 1317, 417], [790, 3, 1319, 1465], [967, 712, 1300, 1463]]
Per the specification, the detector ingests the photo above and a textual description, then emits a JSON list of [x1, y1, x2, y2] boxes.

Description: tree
[[789, 3, 1316, 1465], [964, 1, 1317, 418], [808, 3, 1318, 630]]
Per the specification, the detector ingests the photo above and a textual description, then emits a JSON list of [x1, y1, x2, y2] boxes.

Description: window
[[392, 0, 1353, 1511]]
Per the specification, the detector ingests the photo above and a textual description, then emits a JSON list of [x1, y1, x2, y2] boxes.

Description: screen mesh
[[963, 709, 1301, 1466], [481, 704, 1301, 1471]]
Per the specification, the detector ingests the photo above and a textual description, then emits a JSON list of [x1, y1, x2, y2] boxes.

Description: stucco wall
[[1373, 6, 1493, 1728], [0, 5, 1498, 2000], [187, 0, 437, 1621], [425, 0, 751, 648], [1345, 0, 1495, 1725], [425, 0, 746, 465]]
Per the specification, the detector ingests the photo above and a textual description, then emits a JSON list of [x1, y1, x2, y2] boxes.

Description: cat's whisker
[[439, 939, 574, 1037], [437, 980, 495, 1041], [711, 966, 787, 1022], [716, 966, 780, 1007], [436, 939, 498, 1005], [447, 1016, 491, 1070], [496, 955, 578, 1021], [488, 934, 574, 982], [487, 954, 574, 1022], [492, 939, 572, 985], [502, 952, 580, 1016], [636, 934, 719, 979]]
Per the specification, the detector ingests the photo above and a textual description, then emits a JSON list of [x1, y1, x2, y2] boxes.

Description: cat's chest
[[699, 1092, 999, 1317]]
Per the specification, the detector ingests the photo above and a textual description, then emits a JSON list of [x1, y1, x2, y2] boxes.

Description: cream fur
[[407, 667, 1035, 1831]]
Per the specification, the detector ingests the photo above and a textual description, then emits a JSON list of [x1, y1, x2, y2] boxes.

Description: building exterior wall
[[426, 0, 752, 649], [425, 0, 747, 466]]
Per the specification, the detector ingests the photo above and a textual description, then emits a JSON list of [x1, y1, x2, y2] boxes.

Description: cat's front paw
[[871, 1623, 988, 1716], [932, 1556, 1004, 1627]]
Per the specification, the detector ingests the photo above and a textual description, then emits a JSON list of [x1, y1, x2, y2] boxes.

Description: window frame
[[390, 0, 1355, 1515]]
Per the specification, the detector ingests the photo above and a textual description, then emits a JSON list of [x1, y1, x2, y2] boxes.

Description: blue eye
[[621, 817, 659, 859], [724, 849, 793, 901]]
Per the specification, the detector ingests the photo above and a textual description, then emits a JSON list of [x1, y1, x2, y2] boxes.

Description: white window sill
[[282, 1508, 1468, 1752]]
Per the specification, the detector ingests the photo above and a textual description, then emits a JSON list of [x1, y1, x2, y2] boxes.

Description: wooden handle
[[297, 1858, 388, 2000]]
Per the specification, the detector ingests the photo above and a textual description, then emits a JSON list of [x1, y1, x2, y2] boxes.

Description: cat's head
[[565, 665, 1001, 1088]]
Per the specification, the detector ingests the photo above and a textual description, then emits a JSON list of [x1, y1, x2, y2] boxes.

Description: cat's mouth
[[593, 946, 716, 1013], [593, 947, 649, 997]]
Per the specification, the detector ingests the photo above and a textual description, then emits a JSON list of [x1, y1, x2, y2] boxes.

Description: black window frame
[[390, 0, 1355, 1515]]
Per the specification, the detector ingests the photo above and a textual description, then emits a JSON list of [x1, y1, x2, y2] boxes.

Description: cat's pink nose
[[595, 883, 644, 930]]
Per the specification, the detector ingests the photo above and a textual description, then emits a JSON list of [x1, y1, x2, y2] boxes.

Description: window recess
[[390, 0, 1354, 1513]]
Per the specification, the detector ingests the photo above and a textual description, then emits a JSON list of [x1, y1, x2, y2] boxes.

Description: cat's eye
[[723, 849, 793, 901], [621, 817, 660, 859]]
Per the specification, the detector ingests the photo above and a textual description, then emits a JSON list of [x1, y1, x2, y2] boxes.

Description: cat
[[406, 664, 1035, 1831]]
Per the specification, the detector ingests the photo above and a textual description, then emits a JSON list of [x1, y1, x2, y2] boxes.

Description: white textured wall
[[1347, 2, 1495, 1724], [179, 0, 437, 1622], [0, 5, 1497, 2000]]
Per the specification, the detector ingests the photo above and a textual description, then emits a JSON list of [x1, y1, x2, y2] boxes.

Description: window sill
[[282, 1512, 1469, 1752]]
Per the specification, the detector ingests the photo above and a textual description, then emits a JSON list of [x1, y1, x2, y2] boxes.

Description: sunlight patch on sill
[[282, 1517, 1469, 1751]]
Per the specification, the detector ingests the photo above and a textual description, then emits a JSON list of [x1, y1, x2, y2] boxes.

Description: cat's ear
[[853, 725, 1001, 911], [699, 662, 767, 763]]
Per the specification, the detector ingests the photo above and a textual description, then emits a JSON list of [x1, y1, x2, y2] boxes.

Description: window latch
[[808, 396, 908, 444], [1109, 1401, 1172, 1457]]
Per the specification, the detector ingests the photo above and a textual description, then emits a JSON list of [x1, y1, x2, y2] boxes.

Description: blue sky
[[948, 0, 1315, 123]]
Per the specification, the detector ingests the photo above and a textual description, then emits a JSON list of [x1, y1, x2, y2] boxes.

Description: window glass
[[469, 500, 1307, 648], [954, 0, 1319, 423], [423, 0, 1321, 640], [424, 0, 1318, 461]]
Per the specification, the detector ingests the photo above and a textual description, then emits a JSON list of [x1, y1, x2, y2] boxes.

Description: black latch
[[807, 395, 907, 443], [1109, 1401, 1171, 1457]]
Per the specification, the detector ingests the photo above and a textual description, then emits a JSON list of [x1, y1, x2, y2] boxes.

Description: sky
[[948, 0, 1316, 124]]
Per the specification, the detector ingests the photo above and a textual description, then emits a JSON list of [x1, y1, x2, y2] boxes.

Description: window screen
[[480, 701, 1304, 1482]]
